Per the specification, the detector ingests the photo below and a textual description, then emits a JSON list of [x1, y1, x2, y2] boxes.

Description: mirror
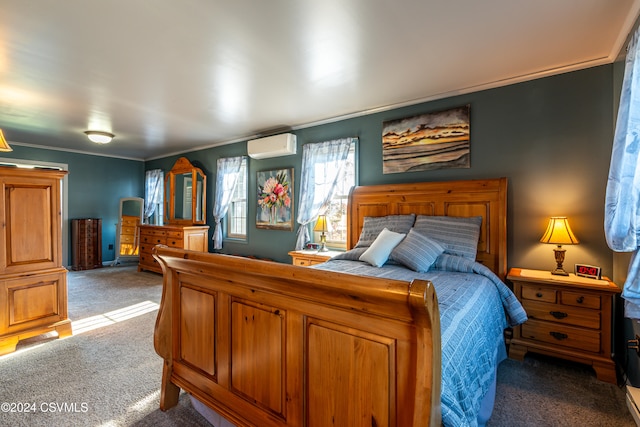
[[165, 157, 207, 225], [113, 197, 144, 266]]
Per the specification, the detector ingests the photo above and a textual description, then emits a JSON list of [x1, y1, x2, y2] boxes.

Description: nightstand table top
[[508, 267, 620, 293]]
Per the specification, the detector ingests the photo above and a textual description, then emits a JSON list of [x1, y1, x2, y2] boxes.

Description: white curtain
[[212, 156, 244, 250], [143, 169, 163, 223], [605, 27, 640, 317], [295, 137, 354, 250]]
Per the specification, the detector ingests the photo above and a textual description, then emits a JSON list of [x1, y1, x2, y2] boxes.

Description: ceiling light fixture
[[0, 129, 13, 152], [84, 130, 115, 144]]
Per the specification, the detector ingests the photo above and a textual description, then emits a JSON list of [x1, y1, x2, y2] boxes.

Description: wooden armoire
[[0, 166, 71, 355]]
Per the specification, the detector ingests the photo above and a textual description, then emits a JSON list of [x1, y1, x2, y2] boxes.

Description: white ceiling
[[1, 0, 639, 160]]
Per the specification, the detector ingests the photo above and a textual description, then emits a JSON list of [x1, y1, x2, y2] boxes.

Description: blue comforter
[[314, 254, 527, 427]]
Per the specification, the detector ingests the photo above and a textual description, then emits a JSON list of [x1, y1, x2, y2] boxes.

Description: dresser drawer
[[141, 228, 167, 238], [139, 252, 159, 268], [120, 234, 136, 244], [561, 290, 600, 310], [140, 243, 157, 254], [166, 237, 184, 248], [141, 235, 166, 245], [121, 225, 137, 235], [522, 300, 600, 329], [521, 286, 557, 303], [521, 319, 601, 353]]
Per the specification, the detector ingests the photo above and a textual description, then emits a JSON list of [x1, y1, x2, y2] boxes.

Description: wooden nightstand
[[508, 267, 621, 383], [288, 250, 341, 267]]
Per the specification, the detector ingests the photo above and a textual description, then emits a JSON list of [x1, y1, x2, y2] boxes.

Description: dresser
[[0, 167, 71, 355], [71, 218, 103, 270], [138, 224, 209, 273], [508, 267, 621, 383]]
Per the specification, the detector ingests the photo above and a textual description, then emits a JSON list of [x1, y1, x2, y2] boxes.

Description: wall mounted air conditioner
[[247, 133, 297, 159]]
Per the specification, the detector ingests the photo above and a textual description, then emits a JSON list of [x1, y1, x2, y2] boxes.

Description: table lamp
[[314, 215, 329, 252], [539, 216, 579, 276]]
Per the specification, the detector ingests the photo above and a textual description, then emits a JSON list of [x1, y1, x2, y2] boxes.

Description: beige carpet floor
[[0, 265, 635, 426]]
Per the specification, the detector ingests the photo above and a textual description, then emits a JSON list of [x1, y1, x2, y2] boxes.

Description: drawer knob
[[536, 292, 543, 298], [576, 296, 584, 304], [550, 311, 568, 319], [550, 331, 568, 341]]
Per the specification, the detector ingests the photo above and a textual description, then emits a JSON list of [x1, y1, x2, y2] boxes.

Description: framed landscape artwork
[[382, 105, 470, 174], [256, 168, 294, 230]]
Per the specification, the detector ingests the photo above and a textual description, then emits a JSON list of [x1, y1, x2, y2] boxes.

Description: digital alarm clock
[[574, 264, 601, 280]]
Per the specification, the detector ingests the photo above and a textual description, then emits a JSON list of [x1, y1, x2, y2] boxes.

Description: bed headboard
[[347, 178, 508, 280]]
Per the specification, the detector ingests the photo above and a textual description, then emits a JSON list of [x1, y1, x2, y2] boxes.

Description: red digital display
[[575, 264, 601, 279]]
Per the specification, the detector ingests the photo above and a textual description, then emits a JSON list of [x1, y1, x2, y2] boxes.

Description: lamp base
[[551, 267, 569, 276], [317, 233, 328, 252], [551, 246, 569, 276]]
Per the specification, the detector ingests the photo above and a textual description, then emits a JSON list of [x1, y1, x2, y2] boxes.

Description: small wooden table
[[507, 267, 621, 383], [288, 250, 342, 267]]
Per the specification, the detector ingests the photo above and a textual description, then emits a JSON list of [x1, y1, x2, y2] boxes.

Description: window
[[144, 169, 164, 225], [151, 201, 163, 225], [227, 157, 247, 239], [323, 142, 356, 248]]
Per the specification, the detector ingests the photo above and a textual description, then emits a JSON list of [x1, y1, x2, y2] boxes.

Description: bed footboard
[[153, 246, 441, 427]]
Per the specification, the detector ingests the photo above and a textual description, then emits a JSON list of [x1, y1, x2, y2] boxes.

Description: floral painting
[[256, 168, 294, 230], [382, 105, 470, 174]]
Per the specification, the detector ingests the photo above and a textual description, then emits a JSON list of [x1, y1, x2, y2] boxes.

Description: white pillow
[[359, 228, 406, 267]]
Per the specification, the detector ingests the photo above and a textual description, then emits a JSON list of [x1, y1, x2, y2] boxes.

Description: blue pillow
[[355, 214, 416, 248], [390, 228, 446, 272], [413, 215, 482, 260]]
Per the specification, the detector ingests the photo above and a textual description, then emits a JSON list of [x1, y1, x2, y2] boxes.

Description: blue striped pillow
[[354, 214, 416, 248], [413, 215, 482, 260], [390, 228, 445, 272]]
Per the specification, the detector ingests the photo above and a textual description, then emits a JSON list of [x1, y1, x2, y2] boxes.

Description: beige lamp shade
[[540, 217, 579, 245], [0, 129, 13, 152]]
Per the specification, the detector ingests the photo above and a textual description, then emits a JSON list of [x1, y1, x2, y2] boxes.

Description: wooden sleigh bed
[[153, 177, 517, 427]]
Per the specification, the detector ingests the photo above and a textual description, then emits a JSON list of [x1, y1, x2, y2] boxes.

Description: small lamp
[[0, 129, 13, 152], [85, 130, 115, 144], [540, 216, 579, 276], [314, 215, 329, 252]]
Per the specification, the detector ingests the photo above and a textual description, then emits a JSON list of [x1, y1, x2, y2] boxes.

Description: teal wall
[[148, 64, 617, 275], [0, 146, 144, 265], [0, 63, 618, 276]]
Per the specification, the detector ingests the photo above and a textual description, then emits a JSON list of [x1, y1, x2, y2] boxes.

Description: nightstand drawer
[[293, 258, 312, 267], [522, 300, 600, 329], [561, 291, 600, 310], [521, 319, 600, 353], [521, 286, 557, 303]]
